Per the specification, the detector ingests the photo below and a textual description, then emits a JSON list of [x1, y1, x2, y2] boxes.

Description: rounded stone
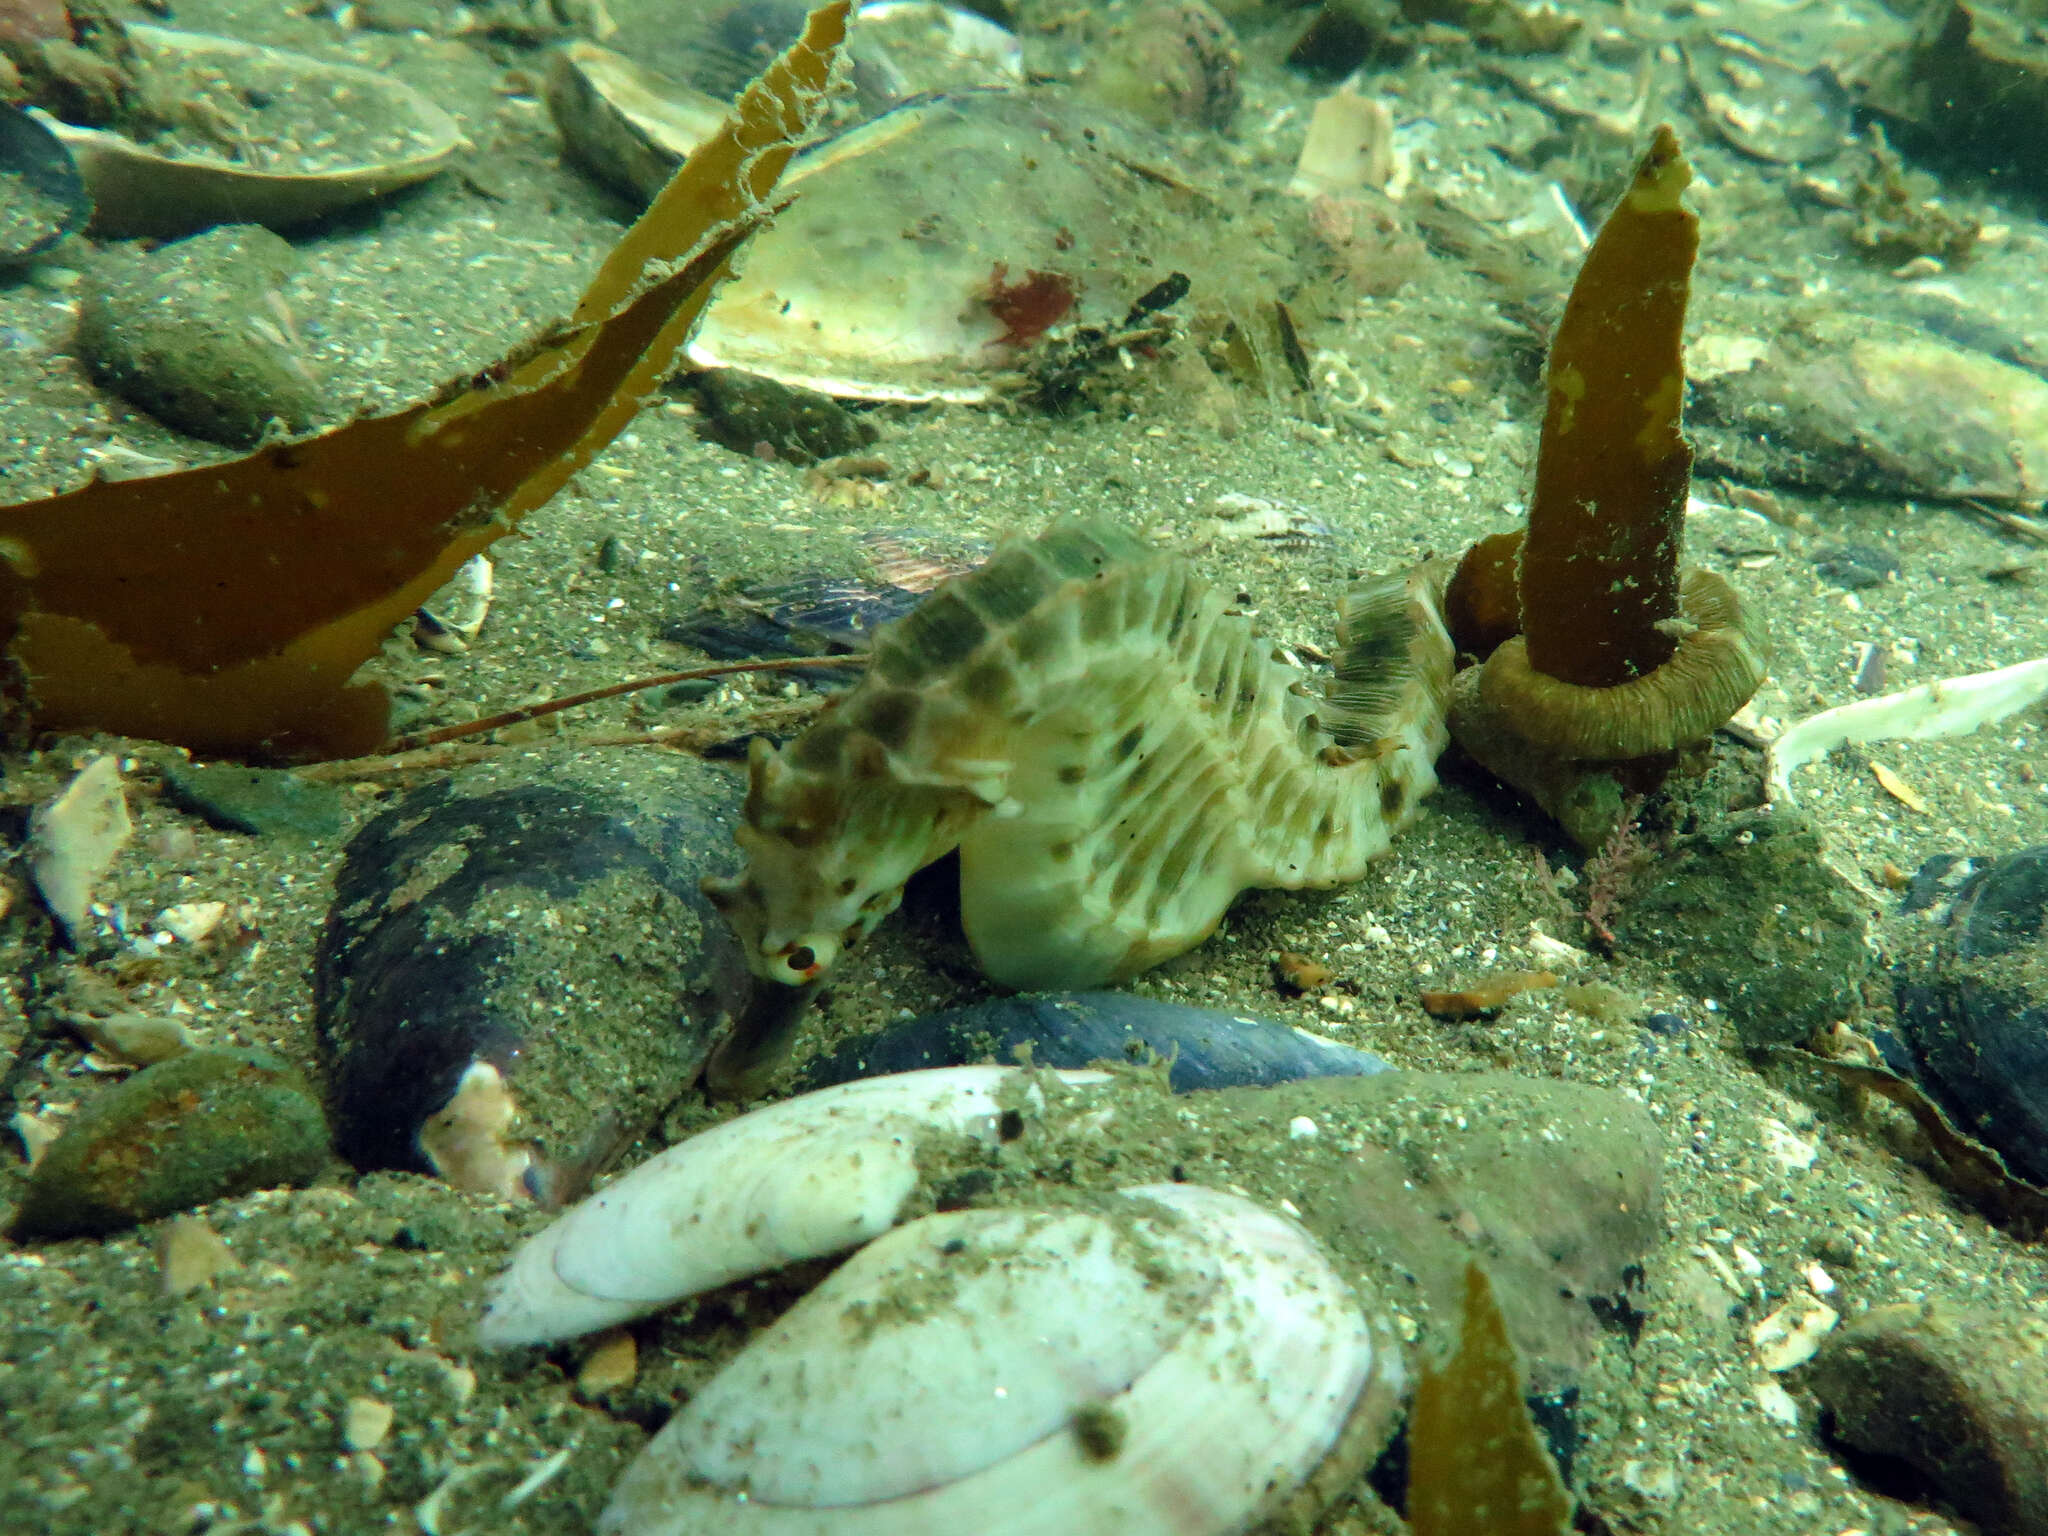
[[11, 1047, 330, 1239], [74, 223, 326, 446], [1809, 1301, 2048, 1536]]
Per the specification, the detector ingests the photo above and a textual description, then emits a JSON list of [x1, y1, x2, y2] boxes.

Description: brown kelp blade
[[0, 1, 851, 760], [1519, 124, 1696, 692], [1407, 1262, 1573, 1536]]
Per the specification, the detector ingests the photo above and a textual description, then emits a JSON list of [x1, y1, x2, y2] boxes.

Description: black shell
[[799, 990, 1392, 1093], [1898, 846, 2048, 1185], [0, 105, 90, 265], [315, 751, 748, 1196]]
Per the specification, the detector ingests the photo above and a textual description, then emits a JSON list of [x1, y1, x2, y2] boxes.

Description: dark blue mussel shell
[[315, 756, 748, 1197], [799, 991, 1392, 1093], [0, 105, 90, 264], [1897, 845, 2048, 1185]]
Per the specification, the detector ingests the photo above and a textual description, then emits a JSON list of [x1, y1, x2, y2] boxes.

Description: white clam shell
[[478, 1065, 1104, 1347], [601, 1182, 1398, 1536]]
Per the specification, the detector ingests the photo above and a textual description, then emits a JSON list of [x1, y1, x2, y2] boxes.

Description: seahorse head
[[699, 736, 876, 987], [703, 726, 1006, 988]]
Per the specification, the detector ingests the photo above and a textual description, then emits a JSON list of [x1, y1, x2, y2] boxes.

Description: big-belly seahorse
[[702, 517, 1453, 1089]]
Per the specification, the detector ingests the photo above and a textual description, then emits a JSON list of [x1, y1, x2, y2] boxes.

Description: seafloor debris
[[0, 0, 849, 759], [1807, 1301, 2048, 1536], [701, 516, 1453, 1094], [1766, 655, 2048, 804], [314, 749, 748, 1202], [1419, 969, 1557, 1020], [1440, 125, 1767, 850]]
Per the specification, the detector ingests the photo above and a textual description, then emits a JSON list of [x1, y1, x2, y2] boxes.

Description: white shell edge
[[477, 1065, 1106, 1348], [599, 1181, 1391, 1536]]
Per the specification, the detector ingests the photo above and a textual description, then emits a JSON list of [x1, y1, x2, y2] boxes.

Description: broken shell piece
[[28, 754, 132, 943], [39, 26, 462, 240], [154, 900, 227, 943], [414, 554, 494, 654], [686, 90, 1189, 402], [12, 1108, 66, 1168], [1752, 1291, 1838, 1371], [1766, 655, 2048, 804], [600, 1182, 1403, 1536], [1197, 491, 1337, 546], [548, 6, 1022, 205], [478, 1065, 1108, 1347], [1287, 85, 1398, 200]]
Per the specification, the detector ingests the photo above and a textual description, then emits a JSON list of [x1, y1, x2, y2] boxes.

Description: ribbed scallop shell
[[478, 1066, 1103, 1348], [599, 1182, 1404, 1536]]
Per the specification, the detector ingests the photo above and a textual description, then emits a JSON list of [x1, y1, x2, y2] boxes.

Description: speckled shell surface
[[598, 1182, 1401, 1536], [477, 1065, 1103, 1347], [705, 518, 1453, 991]]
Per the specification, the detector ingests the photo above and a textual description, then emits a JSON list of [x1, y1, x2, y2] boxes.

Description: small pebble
[[157, 1215, 235, 1295], [576, 1329, 638, 1397], [1288, 1115, 1320, 1140], [342, 1397, 394, 1452]]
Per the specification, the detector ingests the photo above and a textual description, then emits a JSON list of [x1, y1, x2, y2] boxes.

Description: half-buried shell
[[477, 1065, 1106, 1347], [599, 1182, 1404, 1536], [40, 25, 462, 240]]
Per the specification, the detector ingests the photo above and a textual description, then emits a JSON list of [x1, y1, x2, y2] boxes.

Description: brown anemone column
[[1441, 125, 1768, 847]]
